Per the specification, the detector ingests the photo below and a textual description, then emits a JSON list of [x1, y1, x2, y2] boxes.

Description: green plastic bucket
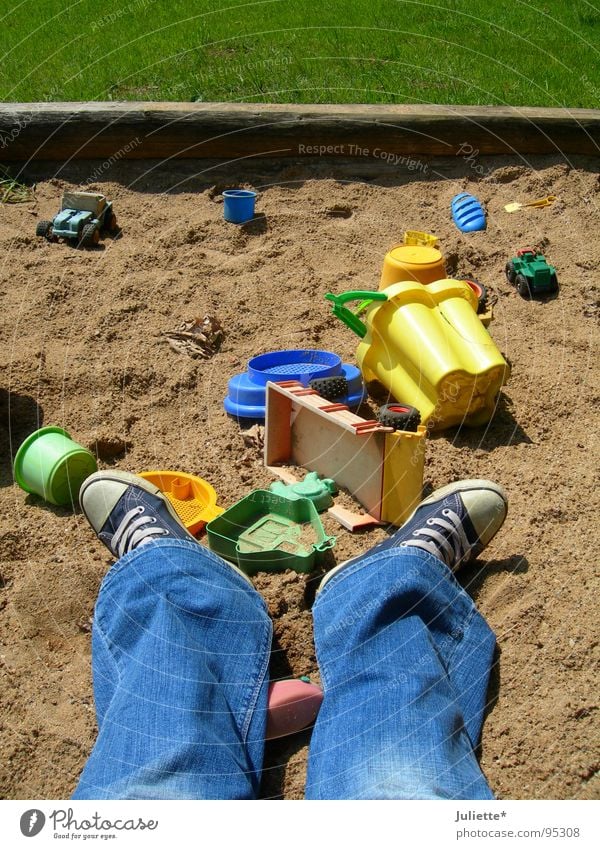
[[13, 426, 97, 506]]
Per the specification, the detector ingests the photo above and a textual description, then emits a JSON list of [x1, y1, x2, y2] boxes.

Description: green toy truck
[[36, 191, 117, 247], [505, 248, 558, 298]]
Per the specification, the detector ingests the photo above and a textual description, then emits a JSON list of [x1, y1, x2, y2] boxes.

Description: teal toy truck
[[36, 191, 117, 247], [505, 248, 558, 298]]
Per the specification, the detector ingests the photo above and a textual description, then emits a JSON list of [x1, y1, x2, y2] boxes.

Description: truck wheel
[[309, 375, 349, 401], [548, 273, 559, 294], [505, 261, 516, 284], [36, 220, 53, 239], [515, 274, 531, 298], [378, 403, 421, 432], [81, 224, 100, 246], [464, 278, 488, 313], [104, 209, 118, 232]]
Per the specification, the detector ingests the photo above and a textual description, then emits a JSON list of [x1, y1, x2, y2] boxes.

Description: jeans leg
[[306, 548, 495, 800], [73, 539, 272, 800]]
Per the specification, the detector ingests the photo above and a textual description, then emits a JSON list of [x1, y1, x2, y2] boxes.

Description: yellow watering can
[[326, 280, 510, 431]]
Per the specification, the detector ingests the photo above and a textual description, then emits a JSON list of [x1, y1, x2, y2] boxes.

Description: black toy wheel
[[80, 223, 100, 246], [505, 261, 516, 284], [104, 208, 117, 232], [464, 278, 488, 314], [309, 375, 349, 401], [515, 273, 531, 298], [548, 273, 559, 294], [378, 403, 421, 432], [36, 220, 52, 238]]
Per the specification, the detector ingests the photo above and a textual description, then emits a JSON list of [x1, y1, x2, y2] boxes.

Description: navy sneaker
[[80, 471, 254, 585], [79, 470, 197, 557], [319, 479, 508, 592]]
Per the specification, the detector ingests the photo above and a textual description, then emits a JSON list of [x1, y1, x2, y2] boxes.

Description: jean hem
[[315, 545, 456, 608]]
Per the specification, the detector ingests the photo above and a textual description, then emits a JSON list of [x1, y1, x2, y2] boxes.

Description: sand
[[0, 153, 598, 799]]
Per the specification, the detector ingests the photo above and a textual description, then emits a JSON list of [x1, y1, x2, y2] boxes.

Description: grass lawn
[[1, 0, 599, 106]]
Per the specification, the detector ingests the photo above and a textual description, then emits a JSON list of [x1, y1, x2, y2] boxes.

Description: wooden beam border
[[1, 102, 599, 161]]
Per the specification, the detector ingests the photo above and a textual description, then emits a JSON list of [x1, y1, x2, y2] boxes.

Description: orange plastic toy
[[139, 470, 223, 535]]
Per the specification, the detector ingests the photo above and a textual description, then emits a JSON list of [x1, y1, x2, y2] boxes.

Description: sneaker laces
[[400, 507, 472, 568], [110, 505, 168, 558]]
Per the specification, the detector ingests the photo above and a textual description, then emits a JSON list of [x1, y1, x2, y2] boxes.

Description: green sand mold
[[206, 489, 335, 575], [269, 471, 337, 512], [14, 426, 97, 506]]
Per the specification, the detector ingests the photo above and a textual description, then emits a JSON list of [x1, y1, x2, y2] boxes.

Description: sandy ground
[[0, 153, 598, 800]]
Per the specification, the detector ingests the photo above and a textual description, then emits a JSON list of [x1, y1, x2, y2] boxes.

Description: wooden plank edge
[[1, 102, 599, 160], [327, 505, 384, 532]]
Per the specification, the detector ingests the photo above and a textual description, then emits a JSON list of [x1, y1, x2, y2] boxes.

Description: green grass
[[1, 0, 600, 106], [0, 165, 35, 202]]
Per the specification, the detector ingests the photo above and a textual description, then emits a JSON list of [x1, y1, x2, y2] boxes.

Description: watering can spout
[[325, 291, 388, 339]]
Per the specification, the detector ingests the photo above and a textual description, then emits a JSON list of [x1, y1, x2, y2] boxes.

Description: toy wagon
[[36, 191, 117, 247]]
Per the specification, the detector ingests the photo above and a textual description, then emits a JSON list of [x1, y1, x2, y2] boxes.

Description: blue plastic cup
[[223, 189, 257, 224]]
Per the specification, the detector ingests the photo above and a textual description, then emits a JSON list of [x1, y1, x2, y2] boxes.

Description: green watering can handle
[[325, 291, 388, 338]]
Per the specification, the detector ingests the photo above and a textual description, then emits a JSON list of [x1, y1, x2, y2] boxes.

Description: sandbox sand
[[0, 153, 598, 799]]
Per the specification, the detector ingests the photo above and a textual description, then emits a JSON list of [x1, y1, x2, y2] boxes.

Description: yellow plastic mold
[[403, 230, 440, 248], [356, 279, 510, 431], [139, 470, 223, 535], [380, 243, 446, 290]]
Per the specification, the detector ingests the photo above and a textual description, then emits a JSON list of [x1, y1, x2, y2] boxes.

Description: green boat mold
[[206, 489, 336, 575]]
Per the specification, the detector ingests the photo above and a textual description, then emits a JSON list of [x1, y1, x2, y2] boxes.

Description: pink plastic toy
[[266, 678, 323, 740]]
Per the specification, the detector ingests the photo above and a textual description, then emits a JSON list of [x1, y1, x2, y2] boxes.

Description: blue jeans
[[72, 539, 495, 800]]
